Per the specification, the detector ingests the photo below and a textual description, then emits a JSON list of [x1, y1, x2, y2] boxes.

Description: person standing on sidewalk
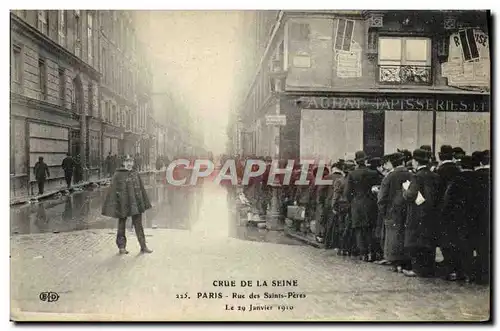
[[102, 154, 153, 255], [344, 151, 380, 261], [61, 153, 75, 189], [105, 152, 113, 177], [402, 149, 442, 278], [377, 152, 412, 271], [34, 156, 50, 195]]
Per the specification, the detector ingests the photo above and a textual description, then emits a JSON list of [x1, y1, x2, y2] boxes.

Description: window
[[38, 58, 47, 100], [58, 10, 66, 46], [75, 12, 81, 56], [378, 37, 432, 84], [88, 82, 93, 116], [334, 19, 355, 52], [37, 10, 48, 35], [290, 22, 310, 41], [87, 12, 93, 65], [105, 101, 110, 122], [110, 55, 114, 86], [12, 45, 22, 83], [59, 68, 65, 105], [101, 48, 106, 79]]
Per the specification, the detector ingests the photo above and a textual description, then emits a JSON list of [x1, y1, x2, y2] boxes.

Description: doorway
[[363, 111, 385, 158]]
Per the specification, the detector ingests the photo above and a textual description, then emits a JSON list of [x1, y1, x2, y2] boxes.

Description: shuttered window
[[334, 18, 355, 52]]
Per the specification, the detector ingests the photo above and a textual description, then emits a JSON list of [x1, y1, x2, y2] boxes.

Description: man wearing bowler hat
[[402, 149, 442, 277], [377, 152, 413, 271], [436, 145, 461, 277], [344, 151, 380, 261]]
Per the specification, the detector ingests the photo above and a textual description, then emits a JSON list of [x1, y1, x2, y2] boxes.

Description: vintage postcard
[[9, 9, 490, 322]]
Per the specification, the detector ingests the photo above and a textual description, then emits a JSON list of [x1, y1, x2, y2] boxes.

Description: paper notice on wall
[[474, 60, 490, 78], [441, 62, 463, 77], [336, 50, 362, 78]]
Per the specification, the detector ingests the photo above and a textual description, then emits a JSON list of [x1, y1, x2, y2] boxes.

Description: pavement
[[11, 228, 490, 322], [10, 170, 157, 206]]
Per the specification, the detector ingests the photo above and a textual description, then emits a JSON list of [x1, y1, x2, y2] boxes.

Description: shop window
[[334, 18, 355, 52], [378, 36, 432, 85]]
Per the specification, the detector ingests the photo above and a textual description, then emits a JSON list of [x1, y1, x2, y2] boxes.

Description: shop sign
[[266, 115, 287, 126], [294, 95, 489, 112]]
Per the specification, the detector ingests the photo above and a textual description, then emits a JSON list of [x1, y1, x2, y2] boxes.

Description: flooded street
[[10, 179, 303, 246]]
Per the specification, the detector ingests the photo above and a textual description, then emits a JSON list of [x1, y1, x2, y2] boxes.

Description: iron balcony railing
[[378, 65, 432, 85]]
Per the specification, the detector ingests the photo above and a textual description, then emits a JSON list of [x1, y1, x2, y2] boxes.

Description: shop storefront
[[280, 92, 490, 162]]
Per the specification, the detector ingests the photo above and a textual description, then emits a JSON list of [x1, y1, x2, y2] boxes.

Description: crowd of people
[[234, 145, 490, 284]]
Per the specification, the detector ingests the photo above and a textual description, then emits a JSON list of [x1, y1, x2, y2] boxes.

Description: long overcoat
[[441, 171, 479, 246], [344, 165, 380, 229], [403, 167, 442, 249], [102, 168, 152, 219], [378, 166, 413, 260]]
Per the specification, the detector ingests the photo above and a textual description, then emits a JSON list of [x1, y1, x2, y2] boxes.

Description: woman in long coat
[[378, 153, 412, 271], [102, 154, 153, 255]]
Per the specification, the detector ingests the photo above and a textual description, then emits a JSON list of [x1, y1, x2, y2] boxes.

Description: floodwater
[[10, 177, 303, 246]]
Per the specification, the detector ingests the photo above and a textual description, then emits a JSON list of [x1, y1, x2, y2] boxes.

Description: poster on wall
[[335, 41, 362, 78], [441, 28, 490, 88]]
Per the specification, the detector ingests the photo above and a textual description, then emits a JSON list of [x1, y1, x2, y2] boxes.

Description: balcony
[[378, 65, 432, 85]]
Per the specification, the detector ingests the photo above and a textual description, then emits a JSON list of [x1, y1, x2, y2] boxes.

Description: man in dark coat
[[344, 151, 381, 261], [73, 154, 83, 184], [311, 164, 331, 243], [377, 152, 413, 271], [34, 156, 50, 195], [441, 156, 479, 282], [474, 150, 491, 284], [367, 157, 385, 261], [61, 153, 74, 189], [105, 152, 113, 177], [435, 145, 461, 278], [324, 161, 344, 249], [333, 161, 354, 255], [402, 149, 442, 277], [102, 154, 153, 254]]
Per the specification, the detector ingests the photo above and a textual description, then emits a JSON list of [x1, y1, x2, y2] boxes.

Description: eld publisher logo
[[39, 291, 59, 302]]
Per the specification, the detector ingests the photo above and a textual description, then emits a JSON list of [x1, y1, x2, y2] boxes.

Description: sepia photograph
[[8, 5, 491, 323]]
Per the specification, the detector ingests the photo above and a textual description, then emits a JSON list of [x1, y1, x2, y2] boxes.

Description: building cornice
[[10, 13, 101, 82], [10, 92, 80, 119]]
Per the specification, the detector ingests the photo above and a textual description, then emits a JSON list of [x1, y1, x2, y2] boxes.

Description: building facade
[[10, 10, 154, 199], [236, 10, 490, 163]]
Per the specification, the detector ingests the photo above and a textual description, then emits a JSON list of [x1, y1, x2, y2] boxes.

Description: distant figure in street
[[102, 154, 153, 255], [105, 152, 113, 177], [112, 154, 118, 174], [135, 153, 142, 172], [156, 155, 163, 170], [73, 154, 83, 184], [61, 153, 75, 189], [34, 156, 50, 195]]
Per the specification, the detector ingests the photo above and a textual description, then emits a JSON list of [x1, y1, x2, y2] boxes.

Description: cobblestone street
[[10, 183, 490, 322]]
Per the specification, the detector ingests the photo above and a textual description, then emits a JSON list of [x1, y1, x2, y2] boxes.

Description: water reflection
[[10, 179, 305, 246]]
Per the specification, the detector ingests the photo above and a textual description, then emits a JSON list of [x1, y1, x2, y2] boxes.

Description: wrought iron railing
[[378, 65, 432, 85]]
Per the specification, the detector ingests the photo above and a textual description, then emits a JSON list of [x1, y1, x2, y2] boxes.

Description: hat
[[384, 152, 405, 164], [354, 151, 367, 162], [453, 147, 466, 158], [459, 155, 475, 170], [412, 149, 430, 163], [440, 145, 453, 155], [420, 145, 432, 152]]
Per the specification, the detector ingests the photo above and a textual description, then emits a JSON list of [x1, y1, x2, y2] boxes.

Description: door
[[363, 111, 385, 157]]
